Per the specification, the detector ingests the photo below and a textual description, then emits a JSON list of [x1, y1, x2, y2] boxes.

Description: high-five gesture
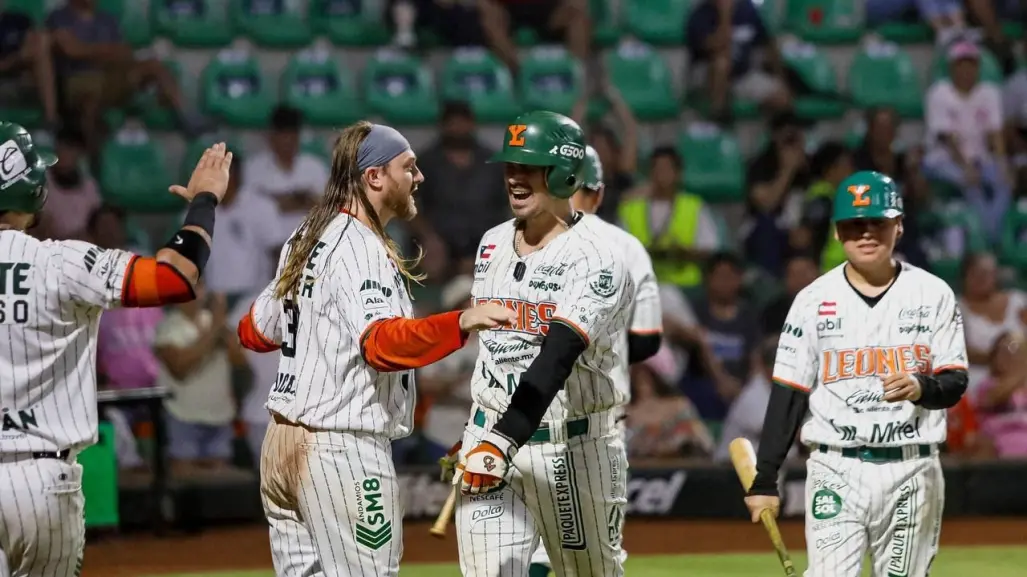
[[170, 142, 234, 202]]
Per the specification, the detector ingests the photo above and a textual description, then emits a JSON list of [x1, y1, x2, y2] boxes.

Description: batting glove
[[439, 440, 462, 483], [460, 431, 517, 495]]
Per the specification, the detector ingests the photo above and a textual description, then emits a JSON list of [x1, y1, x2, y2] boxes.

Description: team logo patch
[[479, 244, 496, 260], [848, 184, 871, 207], [817, 301, 837, 316], [507, 125, 527, 147], [811, 488, 842, 520], [482, 455, 496, 472], [0, 139, 29, 190], [589, 268, 617, 298]]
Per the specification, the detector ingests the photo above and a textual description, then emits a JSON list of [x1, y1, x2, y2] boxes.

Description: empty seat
[[517, 47, 584, 117], [234, 0, 313, 47], [784, 0, 864, 44], [604, 40, 679, 121], [311, 0, 390, 46], [98, 0, 153, 46], [282, 48, 364, 126], [678, 122, 745, 202], [623, 0, 690, 45], [848, 41, 923, 118], [201, 50, 275, 127], [152, 0, 235, 48], [440, 48, 519, 123], [100, 127, 178, 212], [781, 39, 846, 119], [363, 49, 439, 125]]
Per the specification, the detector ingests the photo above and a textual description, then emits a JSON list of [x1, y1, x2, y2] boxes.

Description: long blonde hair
[[274, 121, 423, 300]]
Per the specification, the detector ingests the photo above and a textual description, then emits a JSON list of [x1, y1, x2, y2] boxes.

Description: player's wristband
[[182, 191, 218, 237], [164, 229, 211, 273]]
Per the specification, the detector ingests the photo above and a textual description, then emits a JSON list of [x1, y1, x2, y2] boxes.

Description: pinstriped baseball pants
[[455, 419, 628, 577], [260, 418, 403, 577], [804, 450, 944, 577], [0, 457, 84, 577]]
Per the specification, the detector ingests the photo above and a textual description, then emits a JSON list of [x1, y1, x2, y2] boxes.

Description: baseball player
[[0, 122, 232, 576], [744, 170, 969, 577], [235, 120, 514, 577], [526, 146, 662, 577], [453, 112, 637, 577]]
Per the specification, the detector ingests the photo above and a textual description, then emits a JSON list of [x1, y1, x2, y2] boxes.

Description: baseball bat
[[729, 438, 799, 577], [429, 485, 458, 539]]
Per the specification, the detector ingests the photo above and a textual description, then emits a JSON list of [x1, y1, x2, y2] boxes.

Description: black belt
[[31, 450, 71, 461], [817, 444, 934, 463]]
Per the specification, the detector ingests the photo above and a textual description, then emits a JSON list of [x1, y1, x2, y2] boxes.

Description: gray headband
[[357, 124, 411, 171]]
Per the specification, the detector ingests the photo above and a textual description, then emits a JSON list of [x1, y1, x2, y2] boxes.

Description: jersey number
[[0, 299, 29, 325], [282, 299, 299, 358]]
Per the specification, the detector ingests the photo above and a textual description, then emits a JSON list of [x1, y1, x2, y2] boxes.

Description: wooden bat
[[729, 438, 799, 577], [429, 485, 458, 539]]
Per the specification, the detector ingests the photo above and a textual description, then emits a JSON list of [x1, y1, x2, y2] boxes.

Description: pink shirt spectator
[[97, 307, 164, 390], [43, 173, 102, 240], [972, 377, 1027, 457]]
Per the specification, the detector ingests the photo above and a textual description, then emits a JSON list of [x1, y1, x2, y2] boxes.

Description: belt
[[817, 444, 934, 463], [0, 449, 72, 463], [472, 408, 589, 444]]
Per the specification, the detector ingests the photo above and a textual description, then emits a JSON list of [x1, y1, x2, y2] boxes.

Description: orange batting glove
[[460, 431, 517, 495]]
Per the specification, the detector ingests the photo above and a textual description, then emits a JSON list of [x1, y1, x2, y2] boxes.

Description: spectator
[[619, 146, 720, 289], [964, 0, 1019, 74], [476, 0, 590, 76], [47, 0, 206, 154], [154, 282, 246, 476], [866, 0, 966, 46], [958, 252, 1027, 386], [407, 101, 508, 279], [1001, 64, 1027, 196], [795, 141, 854, 271], [686, 0, 790, 122], [852, 107, 931, 268], [625, 350, 714, 460], [761, 252, 819, 335], [34, 128, 101, 241], [229, 291, 279, 468], [417, 276, 478, 461], [0, 7, 59, 127], [387, 0, 484, 49], [743, 111, 809, 276], [714, 337, 799, 462], [972, 330, 1027, 458], [923, 40, 1010, 240], [204, 155, 286, 305], [947, 395, 993, 458], [243, 106, 329, 241], [571, 84, 639, 222]]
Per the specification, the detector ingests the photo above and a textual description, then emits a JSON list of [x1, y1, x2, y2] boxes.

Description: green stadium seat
[[780, 40, 845, 119], [99, 127, 179, 212], [784, 0, 864, 44], [311, 0, 390, 46], [759, 0, 784, 32], [301, 130, 331, 162], [5, 0, 48, 22], [603, 41, 679, 121], [678, 123, 745, 202], [874, 21, 932, 44], [152, 0, 235, 48], [920, 202, 988, 285], [440, 49, 519, 124], [233, 0, 313, 48], [517, 47, 584, 117], [930, 46, 1004, 84], [97, 0, 153, 46], [591, 0, 620, 46], [132, 59, 185, 130], [201, 50, 275, 127], [623, 0, 690, 45], [848, 41, 924, 118], [363, 50, 439, 125], [282, 49, 364, 127], [999, 199, 1027, 271]]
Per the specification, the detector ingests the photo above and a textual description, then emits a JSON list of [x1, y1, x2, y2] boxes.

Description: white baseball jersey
[[470, 214, 634, 421], [0, 231, 135, 454], [247, 212, 416, 438], [773, 262, 968, 447]]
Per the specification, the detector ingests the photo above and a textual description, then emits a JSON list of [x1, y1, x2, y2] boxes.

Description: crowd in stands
[[5, 0, 1027, 478]]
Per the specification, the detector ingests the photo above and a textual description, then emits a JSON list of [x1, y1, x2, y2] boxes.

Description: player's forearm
[[913, 369, 968, 410], [492, 322, 587, 447], [748, 382, 809, 496], [627, 332, 661, 364], [361, 311, 468, 372]]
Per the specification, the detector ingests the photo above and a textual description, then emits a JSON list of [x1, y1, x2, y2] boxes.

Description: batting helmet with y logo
[[489, 110, 586, 199], [832, 170, 903, 222]]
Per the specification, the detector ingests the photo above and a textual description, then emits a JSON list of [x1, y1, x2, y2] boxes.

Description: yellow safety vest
[[618, 194, 704, 287], [806, 181, 846, 272]]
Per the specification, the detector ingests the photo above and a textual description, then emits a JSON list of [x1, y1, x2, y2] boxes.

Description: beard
[[384, 180, 417, 221]]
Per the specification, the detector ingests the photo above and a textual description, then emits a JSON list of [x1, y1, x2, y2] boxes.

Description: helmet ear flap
[[545, 165, 576, 199]]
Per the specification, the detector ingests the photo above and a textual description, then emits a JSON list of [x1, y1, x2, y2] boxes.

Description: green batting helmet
[[490, 110, 586, 199], [0, 122, 56, 214], [579, 145, 604, 192], [832, 170, 903, 222]]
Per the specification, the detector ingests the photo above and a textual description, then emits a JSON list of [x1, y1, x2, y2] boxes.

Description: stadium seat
[[311, 0, 390, 46], [591, 0, 621, 46], [677, 122, 745, 203], [363, 49, 439, 125], [848, 41, 924, 118], [133, 59, 186, 130], [201, 50, 275, 128], [759, 0, 784, 32], [784, 0, 864, 44], [603, 40, 679, 121], [440, 48, 519, 124], [930, 46, 1004, 84], [780, 40, 846, 119], [152, 0, 235, 48], [233, 0, 313, 48], [282, 49, 364, 127], [920, 202, 988, 285], [301, 130, 331, 162], [4, 0, 47, 22], [97, 0, 153, 46], [623, 0, 690, 45], [874, 21, 932, 44], [999, 199, 1027, 271], [99, 127, 179, 212], [517, 47, 584, 117]]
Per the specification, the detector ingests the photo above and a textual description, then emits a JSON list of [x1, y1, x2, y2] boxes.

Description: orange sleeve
[[238, 305, 280, 353], [121, 257, 195, 307], [360, 311, 468, 372]]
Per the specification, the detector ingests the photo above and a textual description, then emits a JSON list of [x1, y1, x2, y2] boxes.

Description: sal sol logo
[[811, 488, 842, 520]]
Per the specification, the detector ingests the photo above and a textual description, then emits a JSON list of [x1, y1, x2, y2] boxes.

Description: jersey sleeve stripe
[[122, 258, 195, 307], [246, 302, 279, 350], [628, 328, 662, 335], [773, 377, 811, 393], [119, 255, 140, 306], [360, 311, 467, 372], [238, 306, 280, 353], [551, 317, 590, 346], [933, 364, 968, 373]]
